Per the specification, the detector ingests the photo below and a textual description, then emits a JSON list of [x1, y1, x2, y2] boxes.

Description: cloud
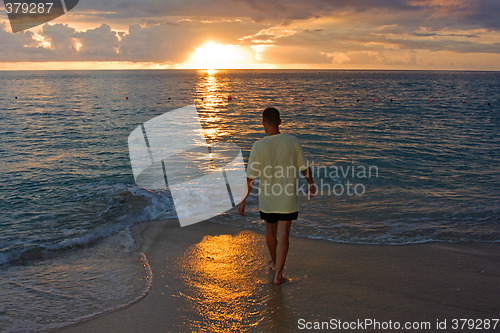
[[0, 22, 50, 61], [72, 0, 500, 31], [0, 0, 499, 69], [42, 23, 78, 58], [410, 0, 500, 29], [0, 18, 264, 63], [259, 45, 331, 64], [118, 23, 194, 63], [76, 24, 120, 59], [118, 19, 264, 63]]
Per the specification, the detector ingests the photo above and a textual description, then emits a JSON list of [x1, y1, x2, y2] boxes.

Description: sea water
[[0, 70, 499, 331]]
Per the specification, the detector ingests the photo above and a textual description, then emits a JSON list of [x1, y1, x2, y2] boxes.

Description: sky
[[1, 0, 500, 70]]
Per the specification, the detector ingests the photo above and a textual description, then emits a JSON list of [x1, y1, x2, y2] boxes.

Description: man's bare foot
[[272, 276, 288, 285], [267, 260, 276, 270]]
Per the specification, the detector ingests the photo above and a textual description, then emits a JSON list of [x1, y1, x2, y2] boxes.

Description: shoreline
[[55, 218, 500, 332]]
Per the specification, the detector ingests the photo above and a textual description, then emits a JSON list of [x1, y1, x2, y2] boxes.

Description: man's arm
[[301, 167, 316, 199], [238, 177, 255, 216]]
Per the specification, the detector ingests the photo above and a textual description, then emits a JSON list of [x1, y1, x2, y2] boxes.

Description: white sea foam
[[0, 228, 153, 333], [0, 184, 177, 267]]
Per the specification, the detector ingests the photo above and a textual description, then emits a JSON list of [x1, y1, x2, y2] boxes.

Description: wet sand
[[56, 219, 500, 332]]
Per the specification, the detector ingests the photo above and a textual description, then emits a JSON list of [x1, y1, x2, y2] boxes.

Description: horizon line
[[1, 66, 499, 73]]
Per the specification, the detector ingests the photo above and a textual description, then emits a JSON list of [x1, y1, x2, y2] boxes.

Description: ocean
[[0, 69, 499, 331]]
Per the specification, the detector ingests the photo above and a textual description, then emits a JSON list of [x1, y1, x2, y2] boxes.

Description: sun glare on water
[[183, 42, 254, 70]]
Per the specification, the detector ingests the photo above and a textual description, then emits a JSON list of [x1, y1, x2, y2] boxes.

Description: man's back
[[247, 133, 307, 214]]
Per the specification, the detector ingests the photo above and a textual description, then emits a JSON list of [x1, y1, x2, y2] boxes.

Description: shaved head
[[262, 107, 280, 127]]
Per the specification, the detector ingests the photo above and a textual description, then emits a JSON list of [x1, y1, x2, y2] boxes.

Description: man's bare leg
[[274, 220, 291, 284], [265, 221, 277, 270]]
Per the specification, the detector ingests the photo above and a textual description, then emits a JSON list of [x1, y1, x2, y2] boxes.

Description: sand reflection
[[177, 231, 270, 332]]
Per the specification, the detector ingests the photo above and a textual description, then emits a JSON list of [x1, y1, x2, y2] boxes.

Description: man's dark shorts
[[260, 211, 298, 223]]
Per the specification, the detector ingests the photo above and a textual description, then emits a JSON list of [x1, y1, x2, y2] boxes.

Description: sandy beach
[[53, 217, 500, 332]]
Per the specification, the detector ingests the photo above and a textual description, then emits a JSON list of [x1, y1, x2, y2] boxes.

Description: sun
[[183, 42, 252, 70]]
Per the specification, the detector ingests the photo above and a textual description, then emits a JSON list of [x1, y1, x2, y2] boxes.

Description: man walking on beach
[[238, 107, 315, 284]]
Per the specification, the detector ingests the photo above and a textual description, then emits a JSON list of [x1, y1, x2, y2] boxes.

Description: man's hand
[[238, 200, 246, 216], [302, 167, 315, 199], [307, 183, 316, 199], [238, 177, 255, 216]]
